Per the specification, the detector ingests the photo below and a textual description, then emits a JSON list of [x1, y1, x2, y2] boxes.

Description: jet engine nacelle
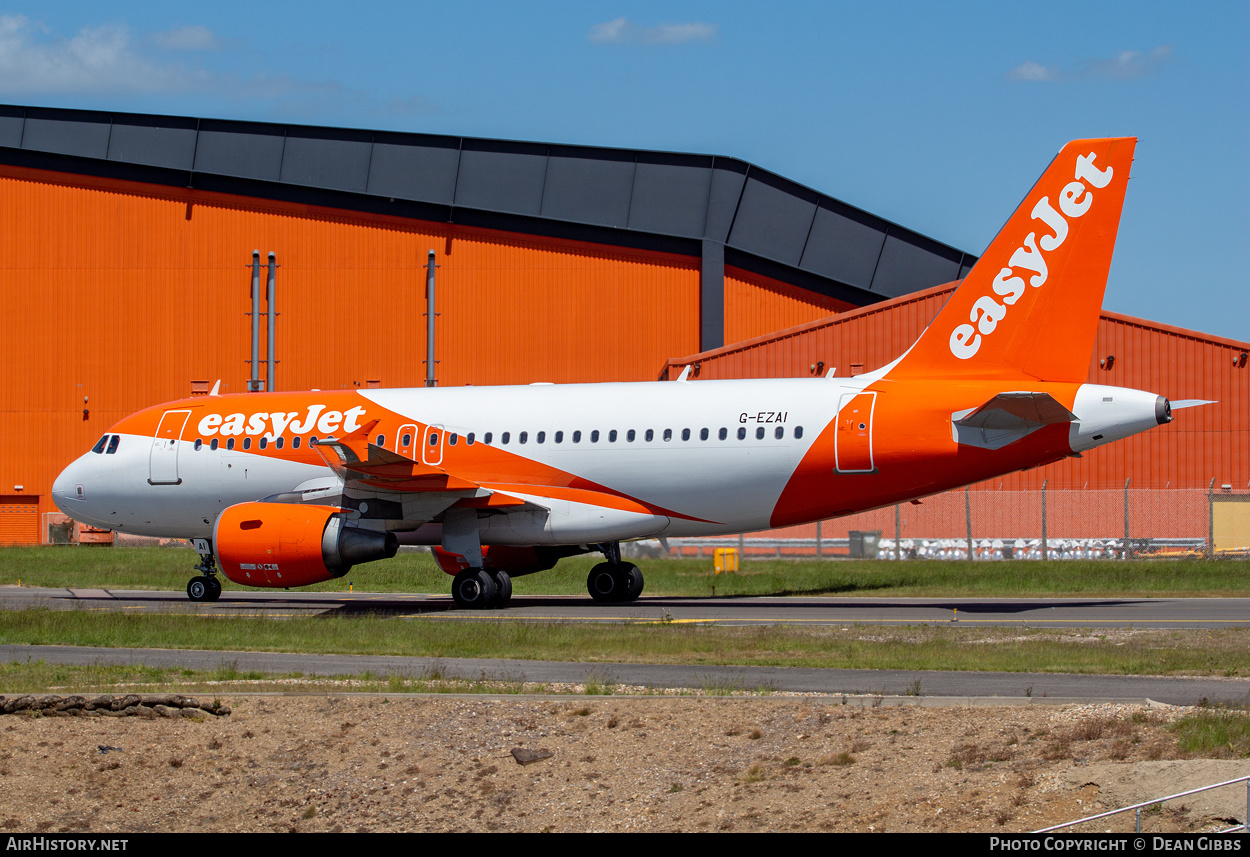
[[214, 502, 398, 588]]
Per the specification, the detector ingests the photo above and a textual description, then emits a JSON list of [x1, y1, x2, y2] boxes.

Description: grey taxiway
[[3, 587, 1248, 705]]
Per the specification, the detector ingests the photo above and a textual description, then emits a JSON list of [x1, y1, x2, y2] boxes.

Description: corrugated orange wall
[[0, 165, 706, 526], [723, 265, 855, 345], [666, 284, 1249, 490]]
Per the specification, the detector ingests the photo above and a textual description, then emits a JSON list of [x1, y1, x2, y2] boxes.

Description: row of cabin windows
[[191, 436, 308, 452], [375, 425, 804, 449], [185, 425, 806, 454]]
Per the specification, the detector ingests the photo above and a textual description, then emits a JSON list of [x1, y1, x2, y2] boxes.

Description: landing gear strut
[[187, 539, 222, 603], [587, 541, 644, 604]]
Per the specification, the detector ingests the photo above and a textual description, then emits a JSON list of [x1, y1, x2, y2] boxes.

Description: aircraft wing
[[307, 420, 548, 519]]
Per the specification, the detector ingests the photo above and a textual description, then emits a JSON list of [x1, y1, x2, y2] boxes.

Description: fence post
[[1041, 479, 1048, 561], [816, 520, 822, 559], [894, 504, 901, 561], [1123, 478, 1131, 559], [1208, 477, 1216, 559], [965, 487, 973, 561]]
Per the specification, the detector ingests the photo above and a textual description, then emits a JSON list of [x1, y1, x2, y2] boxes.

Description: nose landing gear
[[187, 539, 223, 603]]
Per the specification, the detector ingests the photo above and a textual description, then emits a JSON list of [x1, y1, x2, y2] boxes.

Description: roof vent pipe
[[249, 250, 261, 392], [425, 250, 438, 388], [267, 252, 277, 393]]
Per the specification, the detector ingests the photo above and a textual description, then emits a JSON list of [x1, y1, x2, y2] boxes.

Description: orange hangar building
[[0, 104, 973, 542], [0, 105, 1243, 547]]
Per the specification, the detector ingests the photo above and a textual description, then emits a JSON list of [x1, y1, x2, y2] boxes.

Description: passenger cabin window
[[467, 433, 475, 445], [484, 432, 493, 444], [554, 431, 563, 443], [242, 438, 252, 450], [519, 432, 528, 444], [194, 439, 203, 451], [536, 431, 545, 444], [227, 438, 236, 451], [644, 429, 654, 442], [573, 430, 581, 443], [259, 438, 268, 450], [375, 435, 386, 447], [627, 430, 636, 442], [795, 426, 804, 439], [276, 437, 285, 450], [700, 428, 709, 441], [608, 430, 617, 442], [719, 428, 727, 440], [590, 430, 599, 443], [737, 428, 746, 440], [663, 429, 672, 442], [775, 427, 784, 439], [449, 433, 458, 446], [681, 428, 691, 441], [292, 437, 301, 449], [210, 438, 219, 451], [756, 427, 765, 440], [92, 436, 108, 454], [106, 435, 119, 455], [501, 432, 510, 445]]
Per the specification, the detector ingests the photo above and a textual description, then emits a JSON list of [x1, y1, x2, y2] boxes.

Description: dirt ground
[[1, 694, 1247, 833]]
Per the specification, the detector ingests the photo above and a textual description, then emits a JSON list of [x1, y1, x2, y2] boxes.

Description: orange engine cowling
[[214, 502, 398, 588]]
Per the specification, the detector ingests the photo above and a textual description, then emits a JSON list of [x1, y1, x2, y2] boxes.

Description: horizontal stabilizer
[[956, 392, 1077, 430], [952, 392, 1077, 451]]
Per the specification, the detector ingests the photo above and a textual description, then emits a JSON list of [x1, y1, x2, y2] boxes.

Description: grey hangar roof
[[0, 104, 974, 350]]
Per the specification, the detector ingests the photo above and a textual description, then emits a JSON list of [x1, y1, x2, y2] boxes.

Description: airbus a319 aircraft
[[53, 137, 1192, 608]]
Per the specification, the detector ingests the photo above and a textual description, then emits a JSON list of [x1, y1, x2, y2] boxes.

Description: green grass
[[1171, 704, 1250, 757], [0, 659, 547, 696], [2, 608, 1249, 677], [1, 546, 1247, 598]]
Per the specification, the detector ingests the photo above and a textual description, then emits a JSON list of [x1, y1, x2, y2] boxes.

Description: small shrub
[[819, 752, 856, 767]]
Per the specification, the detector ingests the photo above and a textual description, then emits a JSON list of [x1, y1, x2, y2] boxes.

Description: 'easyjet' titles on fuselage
[[948, 151, 1115, 360], [197, 405, 369, 440]]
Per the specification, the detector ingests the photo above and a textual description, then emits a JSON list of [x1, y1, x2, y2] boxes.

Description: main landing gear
[[186, 539, 223, 603], [451, 568, 512, 610], [586, 541, 644, 604]]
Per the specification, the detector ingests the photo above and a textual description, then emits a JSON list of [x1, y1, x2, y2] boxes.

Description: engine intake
[[214, 502, 397, 588]]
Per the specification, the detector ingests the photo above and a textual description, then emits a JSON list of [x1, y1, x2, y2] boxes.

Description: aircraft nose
[[51, 459, 82, 514]]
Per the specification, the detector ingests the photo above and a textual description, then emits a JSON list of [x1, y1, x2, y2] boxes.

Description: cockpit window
[[91, 436, 108, 454], [105, 435, 120, 455]]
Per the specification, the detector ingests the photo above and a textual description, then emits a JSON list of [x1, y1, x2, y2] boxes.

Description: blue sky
[[1, 1, 1246, 340]]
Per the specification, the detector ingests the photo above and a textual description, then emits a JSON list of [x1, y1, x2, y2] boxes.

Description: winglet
[[891, 138, 1136, 383]]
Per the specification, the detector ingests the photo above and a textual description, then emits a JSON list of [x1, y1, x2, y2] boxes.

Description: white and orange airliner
[[52, 137, 1191, 608]]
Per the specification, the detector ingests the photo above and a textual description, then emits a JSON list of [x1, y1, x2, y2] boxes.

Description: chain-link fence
[[664, 486, 1250, 560]]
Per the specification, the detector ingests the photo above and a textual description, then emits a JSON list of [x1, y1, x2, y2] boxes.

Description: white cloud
[[1008, 45, 1173, 83], [0, 15, 438, 117], [0, 15, 212, 94], [151, 25, 223, 51], [589, 17, 717, 45], [1007, 61, 1060, 82]]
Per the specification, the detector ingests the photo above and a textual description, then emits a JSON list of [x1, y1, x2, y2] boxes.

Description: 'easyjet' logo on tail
[[949, 152, 1115, 360]]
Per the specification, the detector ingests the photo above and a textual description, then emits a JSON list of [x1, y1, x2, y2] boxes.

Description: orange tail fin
[[890, 137, 1136, 382]]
